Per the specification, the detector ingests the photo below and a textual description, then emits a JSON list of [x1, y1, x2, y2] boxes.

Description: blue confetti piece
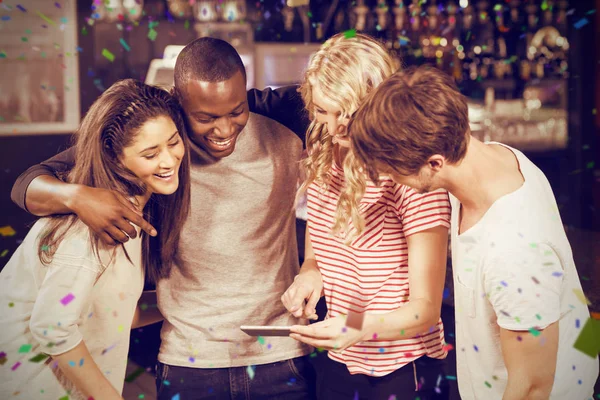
[[552, 271, 563, 277], [576, 319, 580, 328], [246, 365, 255, 380], [574, 18, 589, 29], [79, 358, 84, 366], [500, 281, 508, 287], [443, 287, 450, 299], [17, 4, 27, 12], [68, 360, 75, 367], [1, 16, 10, 21], [76, 47, 83, 52], [473, 345, 479, 352], [55, 2, 61, 8], [171, 394, 180, 400]]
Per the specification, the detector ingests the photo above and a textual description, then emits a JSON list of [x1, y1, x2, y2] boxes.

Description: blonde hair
[[298, 32, 397, 242]]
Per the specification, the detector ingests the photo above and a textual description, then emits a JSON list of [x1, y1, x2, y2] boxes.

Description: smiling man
[[11, 38, 314, 399]]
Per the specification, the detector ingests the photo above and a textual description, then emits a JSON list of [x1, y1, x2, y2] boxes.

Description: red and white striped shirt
[[307, 163, 451, 377]]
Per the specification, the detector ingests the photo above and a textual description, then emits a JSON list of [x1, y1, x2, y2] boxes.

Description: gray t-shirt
[[157, 112, 310, 368]]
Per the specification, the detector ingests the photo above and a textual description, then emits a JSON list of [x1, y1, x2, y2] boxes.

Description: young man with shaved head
[[349, 65, 599, 400], [11, 38, 315, 399]]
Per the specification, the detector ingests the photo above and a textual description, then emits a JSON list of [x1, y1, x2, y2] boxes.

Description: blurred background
[[0, 0, 598, 398]]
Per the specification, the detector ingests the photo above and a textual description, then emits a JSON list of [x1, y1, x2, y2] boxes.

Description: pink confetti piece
[[60, 293, 75, 305], [11, 361, 21, 370]]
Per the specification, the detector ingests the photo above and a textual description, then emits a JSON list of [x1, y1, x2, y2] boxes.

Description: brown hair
[[349, 65, 470, 184], [38, 79, 191, 283]]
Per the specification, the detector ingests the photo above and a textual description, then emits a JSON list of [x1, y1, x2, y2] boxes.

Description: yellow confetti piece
[[572, 288, 592, 305], [102, 48, 114, 62], [36, 10, 56, 26], [0, 226, 16, 237]]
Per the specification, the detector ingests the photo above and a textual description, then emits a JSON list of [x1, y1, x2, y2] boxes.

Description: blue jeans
[[155, 356, 316, 400]]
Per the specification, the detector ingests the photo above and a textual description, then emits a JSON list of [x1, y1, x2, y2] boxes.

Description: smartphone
[[240, 325, 292, 337]]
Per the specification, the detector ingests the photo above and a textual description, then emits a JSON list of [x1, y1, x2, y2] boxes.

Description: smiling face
[[120, 115, 185, 196], [311, 83, 351, 149], [179, 69, 249, 159]]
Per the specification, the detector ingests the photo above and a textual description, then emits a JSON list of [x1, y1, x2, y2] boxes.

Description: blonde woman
[[281, 33, 452, 399]]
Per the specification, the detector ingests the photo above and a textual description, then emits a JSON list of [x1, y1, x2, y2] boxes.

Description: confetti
[[18, 344, 32, 353], [55, 2, 61, 8], [11, 361, 21, 370], [16, 4, 26, 12], [68, 360, 76, 366], [576, 319, 580, 328], [101, 343, 116, 355], [148, 29, 157, 41], [445, 375, 457, 380], [572, 289, 591, 305], [36, 11, 56, 26], [1, 250, 8, 257], [102, 48, 115, 62], [125, 367, 145, 382], [529, 327, 541, 337], [573, 318, 600, 358], [552, 271, 563, 277], [60, 293, 75, 305], [119, 38, 130, 52], [531, 277, 540, 284], [442, 343, 454, 352], [257, 336, 265, 345], [346, 310, 365, 330], [0, 226, 16, 236], [171, 395, 180, 400], [29, 353, 49, 363], [484, 381, 492, 388], [442, 287, 450, 299], [344, 29, 356, 38], [246, 365, 255, 380], [473, 345, 479, 352], [574, 18, 589, 29]]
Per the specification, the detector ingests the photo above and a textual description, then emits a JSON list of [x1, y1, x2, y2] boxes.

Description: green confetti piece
[[29, 353, 49, 363], [587, 161, 595, 169], [343, 29, 356, 38], [36, 11, 56, 26], [1, 250, 8, 257], [102, 48, 115, 62], [148, 29, 157, 41], [484, 381, 492, 388], [140, 303, 148, 311], [184, 20, 189, 30], [257, 336, 265, 345], [246, 365, 255, 380], [59, 396, 69, 400], [307, 11, 312, 17], [18, 344, 32, 353], [81, 26, 88, 36], [148, 21, 159, 29], [535, 314, 542, 320], [41, 245, 49, 251], [0, 51, 7, 59], [8, 302, 14, 307], [119, 38, 131, 52], [528, 327, 541, 336], [573, 317, 600, 358], [125, 367, 146, 382], [138, 395, 145, 399], [21, 37, 28, 42]]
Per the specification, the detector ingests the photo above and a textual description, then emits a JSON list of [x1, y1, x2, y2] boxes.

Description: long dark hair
[[38, 79, 191, 283]]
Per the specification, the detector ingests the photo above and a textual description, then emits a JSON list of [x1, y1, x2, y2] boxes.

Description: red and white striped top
[[307, 163, 451, 377]]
